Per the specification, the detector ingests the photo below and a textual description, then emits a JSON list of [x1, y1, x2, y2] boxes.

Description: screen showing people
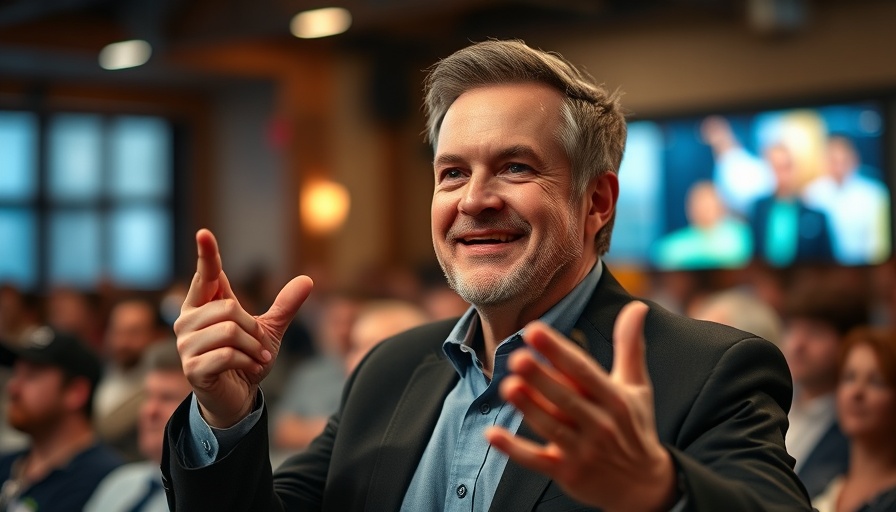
[[608, 101, 890, 270]]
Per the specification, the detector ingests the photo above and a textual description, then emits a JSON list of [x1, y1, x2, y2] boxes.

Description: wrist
[[199, 387, 258, 428]]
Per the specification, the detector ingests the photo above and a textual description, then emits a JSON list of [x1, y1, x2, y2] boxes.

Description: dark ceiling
[[0, 0, 752, 89]]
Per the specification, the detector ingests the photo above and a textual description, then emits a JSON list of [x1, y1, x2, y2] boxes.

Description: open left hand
[[485, 301, 678, 512]]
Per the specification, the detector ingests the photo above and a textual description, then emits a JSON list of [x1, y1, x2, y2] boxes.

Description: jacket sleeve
[[669, 336, 812, 512], [161, 394, 336, 512]]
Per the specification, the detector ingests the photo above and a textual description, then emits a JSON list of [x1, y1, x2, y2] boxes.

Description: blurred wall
[[169, 1, 896, 289]]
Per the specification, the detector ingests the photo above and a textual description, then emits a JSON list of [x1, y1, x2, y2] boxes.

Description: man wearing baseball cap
[[0, 326, 123, 511]]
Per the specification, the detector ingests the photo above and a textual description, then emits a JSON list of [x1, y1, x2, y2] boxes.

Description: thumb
[[258, 276, 314, 339], [611, 301, 650, 385]]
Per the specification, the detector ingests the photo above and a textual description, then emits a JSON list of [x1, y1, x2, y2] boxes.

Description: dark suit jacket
[[162, 267, 811, 511], [751, 196, 835, 264], [797, 421, 849, 499]]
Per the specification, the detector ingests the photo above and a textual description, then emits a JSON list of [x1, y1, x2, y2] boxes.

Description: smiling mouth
[[459, 234, 522, 245]]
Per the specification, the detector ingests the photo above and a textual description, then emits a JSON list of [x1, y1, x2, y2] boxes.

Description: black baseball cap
[[12, 326, 103, 388]]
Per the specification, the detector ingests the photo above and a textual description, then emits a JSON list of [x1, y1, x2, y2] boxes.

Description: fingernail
[[261, 350, 272, 362]]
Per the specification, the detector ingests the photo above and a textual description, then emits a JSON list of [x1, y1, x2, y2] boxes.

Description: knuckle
[[221, 299, 239, 316], [220, 321, 239, 340]]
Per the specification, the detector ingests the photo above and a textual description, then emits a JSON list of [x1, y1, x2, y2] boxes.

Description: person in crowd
[[0, 284, 42, 453], [782, 277, 870, 498], [0, 284, 42, 347], [343, 299, 430, 374], [44, 286, 103, 351], [0, 327, 122, 510], [750, 143, 834, 267], [812, 327, 896, 511], [689, 288, 783, 347], [651, 181, 752, 270], [85, 342, 191, 512], [93, 297, 169, 461], [161, 40, 810, 511], [803, 135, 891, 266], [272, 292, 360, 453]]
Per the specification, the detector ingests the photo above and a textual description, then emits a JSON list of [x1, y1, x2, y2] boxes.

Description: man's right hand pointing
[[173, 229, 313, 428]]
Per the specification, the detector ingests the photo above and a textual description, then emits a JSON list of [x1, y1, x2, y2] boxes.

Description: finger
[[499, 374, 580, 451], [611, 301, 650, 386], [485, 426, 562, 475], [177, 322, 271, 364], [522, 322, 623, 411], [185, 347, 264, 382], [173, 298, 260, 341], [258, 276, 314, 340], [183, 229, 226, 308], [506, 349, 588, 425]]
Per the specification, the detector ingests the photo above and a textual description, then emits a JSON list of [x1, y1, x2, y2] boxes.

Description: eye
[[507, 162, 533, 174], [438, 168, 464, 182]]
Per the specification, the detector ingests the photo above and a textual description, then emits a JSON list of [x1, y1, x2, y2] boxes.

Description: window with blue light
[[0, 110, 174, 291]]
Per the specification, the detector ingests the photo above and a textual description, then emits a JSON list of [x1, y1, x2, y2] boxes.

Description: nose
[[459, 172, 503, 216]]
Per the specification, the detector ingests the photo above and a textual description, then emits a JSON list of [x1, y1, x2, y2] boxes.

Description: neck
[[848, 438, 896, 480], [23, 418, 95, 481], [474, 256, 597, 375]]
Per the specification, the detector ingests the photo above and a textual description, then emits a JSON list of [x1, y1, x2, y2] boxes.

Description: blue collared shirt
[[400, 262, 603, 511]]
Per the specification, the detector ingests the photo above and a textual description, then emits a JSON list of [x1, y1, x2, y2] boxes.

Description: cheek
[[431, 196, 456, 235]]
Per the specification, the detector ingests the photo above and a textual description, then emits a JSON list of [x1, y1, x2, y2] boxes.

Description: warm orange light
[[290, 8, 352, 39], [300, 180, 350, 234]]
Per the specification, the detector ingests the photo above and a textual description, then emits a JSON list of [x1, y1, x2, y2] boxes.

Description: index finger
[[183, 228, 224, 308], [521, 322, 616, 405]]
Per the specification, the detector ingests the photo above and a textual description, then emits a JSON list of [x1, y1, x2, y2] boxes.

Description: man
[[94, 297, 168, 460], [85, 342, 191, 512], [803, 134, 891, 266], [0, 327, 123, 511], [163, 40, 810, 511], [782, 276, 868, 498], [750, 143, 834, 267]]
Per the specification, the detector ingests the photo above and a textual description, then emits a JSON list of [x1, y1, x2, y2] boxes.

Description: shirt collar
[[442, 260, 603, 377]]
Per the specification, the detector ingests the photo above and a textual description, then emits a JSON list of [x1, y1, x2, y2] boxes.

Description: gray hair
[[423, 40, 627, 254], [142, 340, 183, 373]]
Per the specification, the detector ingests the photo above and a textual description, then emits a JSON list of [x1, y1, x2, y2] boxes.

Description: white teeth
[[464, 234, 513, 243]]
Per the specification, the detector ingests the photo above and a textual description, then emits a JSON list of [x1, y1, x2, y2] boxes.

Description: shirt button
[[479, 402, 491, 415], [202, 440, 211, 454], [456, 484, 467, 499]]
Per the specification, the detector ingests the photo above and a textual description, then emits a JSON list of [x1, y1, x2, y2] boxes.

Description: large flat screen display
[[607, 100, 890, 270]]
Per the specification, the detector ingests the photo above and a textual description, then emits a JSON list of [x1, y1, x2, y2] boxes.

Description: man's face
[[106, 302, 159, 369], [431, 82, 597, 311], [138, 369, 192, 462], [782, 318, 841, 392], [6, 360, 69, 435]]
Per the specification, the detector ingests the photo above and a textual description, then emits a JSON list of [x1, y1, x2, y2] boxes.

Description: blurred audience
[[45, 286, 104, 351], [689, 288, 783, 347], [272, 292, 361, 453], [812, 327, 896, 511], [85, 342, 190, 512], [343, 299, 430, 374], [781, 277, 869, 498], [0, 284, 42, 453], [0, 285, 42, 347], [0, 327, 123, 510], [93, 297, 169, 461]]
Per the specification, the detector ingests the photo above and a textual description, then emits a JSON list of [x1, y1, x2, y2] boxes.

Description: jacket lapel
[[364, 352, 459, 511]]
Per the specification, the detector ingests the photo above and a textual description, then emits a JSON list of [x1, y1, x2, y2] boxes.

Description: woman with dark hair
[[813, 327, 896, 511]]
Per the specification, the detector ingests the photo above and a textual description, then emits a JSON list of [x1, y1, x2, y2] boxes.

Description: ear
[[584, 171, 619, 237], [63, 377, 92, 415]]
